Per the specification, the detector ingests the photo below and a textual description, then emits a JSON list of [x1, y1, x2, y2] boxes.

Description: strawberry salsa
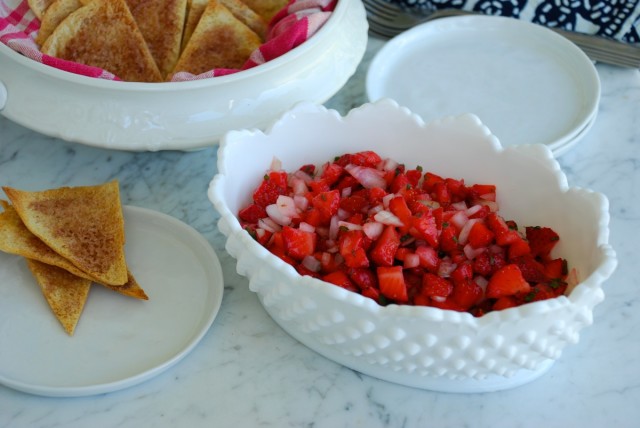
[[238, 151, 570, 316]]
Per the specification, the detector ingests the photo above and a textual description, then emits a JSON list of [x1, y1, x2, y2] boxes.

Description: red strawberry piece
[[451, 280, 483, 310], [486, 264, 531, 298], [308, 179, 331, 193], [421, 273, 453, 299], [522, 284, 556, 303], [511, 255, 549, 283], [468, 221, 494, 248], [410, 213, 439, 248], [348, 267, 378, 290], [311, 189, 340, 220], [370, 225, 400, 267], [432, 181, 451, 206], [472, 251, 493, 276], [338, 230, 370, 268], [377, 266, 408, 302], [468, 184, 496, 201], [445, 177, 467, 202], [508, 236, 531, 259], [361, 286, 381, 303], [323, 271, 358, 293], [368, 187, 388, 206], [486, 212, 521, 246], [350, 151, 383, 168], [421, 172, 444, 192], [440, 225, 459, 252], [450, 262, 474, 285], [544, 258, 568, 279], [320, 162, 344, 185], [405, 168, 422, 187], [390, 172, 412, 194], [526, 226, 560, 258], [252, 171, 288, 207], [282, 226, 317, 261], [415, 245, 440, 272], [389, 196, 413, 233], [492, 296, 518, 311], [238, 203, 267, 224], [339, 193, 369, 213]]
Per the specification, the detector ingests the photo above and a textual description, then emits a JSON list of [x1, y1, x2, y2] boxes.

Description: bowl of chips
[[0, 0, 368, 151]]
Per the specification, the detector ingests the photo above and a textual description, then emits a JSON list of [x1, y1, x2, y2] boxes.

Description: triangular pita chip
[[240, 0, 287, 23], [40, 0, 163, 82], [0, 202, 147, 299], [28, 0, 56, 20], [3, 181, 129, 286], [35, 0, 82, 46], [170, 0, 261, 78], [181, 0, 207, 52], [26, 258, 91, 335], [125, 0, 188, 78], [219, 0, 266, 40]]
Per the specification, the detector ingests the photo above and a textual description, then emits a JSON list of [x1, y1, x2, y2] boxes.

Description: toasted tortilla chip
[[40, 0, 163, 82], [35, 0, 82, 46], [0, 202, 147, 299], [28, 0, 56, 20], [171, 0, 261, 78], [125, 0, 188, 78], [240, 0, 287, 23], [26, 259, 91, 335], [220, 0, 266, 39], [3, 182, 129, 286], [181, 0, 207, 51]]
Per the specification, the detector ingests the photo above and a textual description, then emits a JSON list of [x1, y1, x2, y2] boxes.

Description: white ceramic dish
[[0, 206, 224, 397], [0, 0, 368, 151], [366, 15, 600, 154], [208, 99, 617, 393]]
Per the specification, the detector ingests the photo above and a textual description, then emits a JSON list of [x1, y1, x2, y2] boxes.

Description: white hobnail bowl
[[0, 0, 367, 151], [208, 99, 617, 393]]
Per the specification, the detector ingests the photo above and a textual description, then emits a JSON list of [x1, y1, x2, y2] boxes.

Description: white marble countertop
[[0, 34, 639, 427]]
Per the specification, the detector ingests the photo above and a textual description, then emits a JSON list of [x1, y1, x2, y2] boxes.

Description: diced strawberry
[[467, 204, 491, 219], [282, 226, 317, 261], [339, 193, 369, 213], [323, 271, 358, 292], [486, 212, 521, 246], [432, 182, 451, 206], [492, 296, 518, 310], [334, 175, 360, 192], [468, 184, 496, 200], [429, 297, 466, 312], [299, 164, 316, 176], [445, 177, 467, 202], [421, 172, 444, 192], [308, 179, 331, 193], [511, 255, 548, 283], [508, 237, 531, 259], [405, 168, 422, 187], [421, 273, 453, 299], [377, 266, 408, 302], [350, 151, 383, 168], [415, 245, 439, 272], [410, 213, 439, 248], [370, 225, 400, 267], [451, 280, 483, 310], [361, 286, 381, 303], [300, 207, 324, 227], [238, 203, 267, 224], [544, 258, 568, 279], [338, 230, 370, 268], [450, 262, 473, 285], [389, 196, 413, 233], [268, 231, 296, 265], [252, 171, 288, 208], [390, 172, 412, 194], [522, 283, 556, 303], [296, 264, 321, 278], [394, 247, 412, 261], [486, 264, 531, 298], [472, 251, 493, 276], [440, 225, 459, 252], [320, 162, 344, 186], [348, 267, 378, 290], [526, 226, 560, 258], [317, 251, 341, 273], [311, 190, 340, 220], [468, 221, 494, 248], [368, 187, 388, 206]]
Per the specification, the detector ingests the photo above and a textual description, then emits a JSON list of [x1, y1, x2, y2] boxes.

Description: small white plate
[[0, 206, 224, 397], [366, 15, 600, 153]]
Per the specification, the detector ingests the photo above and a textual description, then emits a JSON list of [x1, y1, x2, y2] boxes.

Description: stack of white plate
[[366, 15, 600, 157]]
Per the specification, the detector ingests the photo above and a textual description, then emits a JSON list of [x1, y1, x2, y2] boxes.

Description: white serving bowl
[[0, 0, 367, 151], [208, 99, 617, 393]]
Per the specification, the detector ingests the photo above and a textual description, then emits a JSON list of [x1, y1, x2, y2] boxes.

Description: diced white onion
[[404, 253, 420, 269], [474, 276, 489, 293], [338, 221, 363, 231], [258, 217, 281, 233], [373, 210, 404, 227], [293, 195, 309, 211], [432, 296, 447, 303], [290, 177, 308, 196], [266, 204, 292, 226], [337, 208, 350, 220], [363, 221, 384, 240], [381, 157, 399, 172], [302, 255, 321, 272], [451, 201, 467, 211], [458, 218, 480, 245], [270, 157, 282, 171], [465, 204, 483, 217], [341, 187, 352, 198], [293, 169, 314, 184], [329, 215, 340, 240], [449, 211, 469, 230], [382, 193, 395, 208], [438, 258, 457, 277], [299, 222, 316, 233], [344, 164, 387, 189], [276, 195, 299, 218], [463, 243, 485, 260]]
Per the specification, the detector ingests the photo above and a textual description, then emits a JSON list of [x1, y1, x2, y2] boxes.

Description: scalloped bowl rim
[[210, 99, 616, 329]]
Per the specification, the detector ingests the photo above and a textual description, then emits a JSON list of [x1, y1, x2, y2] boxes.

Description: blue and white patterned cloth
[[392, 0, 640, 43]]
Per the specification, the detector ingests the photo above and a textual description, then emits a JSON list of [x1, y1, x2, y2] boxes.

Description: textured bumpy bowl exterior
[[0, 1, 367, 151], [208, 100, 617, 392]]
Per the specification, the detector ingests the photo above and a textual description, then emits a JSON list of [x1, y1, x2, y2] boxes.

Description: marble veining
[[0, 36, 639, 427]]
